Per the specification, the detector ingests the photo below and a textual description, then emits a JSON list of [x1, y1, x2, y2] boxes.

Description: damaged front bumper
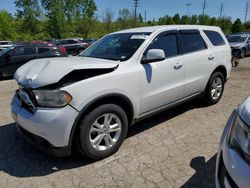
[[11, 94, 79, 156]]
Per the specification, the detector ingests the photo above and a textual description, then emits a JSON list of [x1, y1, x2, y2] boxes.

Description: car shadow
[[180, 154, 217, 188], [0, 98, 209, 178], [0, 76, 13, 81]]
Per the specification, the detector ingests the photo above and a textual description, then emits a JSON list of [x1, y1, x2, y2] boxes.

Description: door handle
[[174, 63, 183, 70], [208, 55, 215, 61]]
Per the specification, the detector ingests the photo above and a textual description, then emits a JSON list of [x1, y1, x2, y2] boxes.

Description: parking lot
[[0, 58, 249, 188]]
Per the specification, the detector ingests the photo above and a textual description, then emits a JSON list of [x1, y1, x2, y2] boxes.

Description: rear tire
[[204, 72, 225, 105], [76, 104, 128, 160]]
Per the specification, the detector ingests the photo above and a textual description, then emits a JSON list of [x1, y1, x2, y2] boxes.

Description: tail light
[[58, 46, 67, 55]]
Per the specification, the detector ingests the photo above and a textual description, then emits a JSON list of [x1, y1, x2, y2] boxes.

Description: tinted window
[[204, 30, 225, 46], [12, 47, 36, 56], [66, 40, 78, 44], [227, 35, 247, 43], [146, 34, 178, 58], [0, 42, 12, 45], [38, 47, 51, 54], [181, 33, 207, 54]]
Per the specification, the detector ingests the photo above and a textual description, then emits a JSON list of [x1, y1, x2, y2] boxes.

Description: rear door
[[179, 29, 214, 97]]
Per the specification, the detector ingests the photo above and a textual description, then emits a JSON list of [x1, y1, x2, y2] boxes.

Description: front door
[[140, 31, 185, 114]]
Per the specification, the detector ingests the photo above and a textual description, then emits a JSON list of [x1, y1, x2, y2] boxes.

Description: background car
[[81, 39, 97, 48], [0, 44, 67, 78], [227, 33, 250, 58], [0, 41, 13, 52], [216, 97, 250, 188], [56, 38, 93, 55]]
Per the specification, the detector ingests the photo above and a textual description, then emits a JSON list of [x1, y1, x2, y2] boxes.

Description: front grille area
[[218, 154, 238, 188], [16, 88, 37, 113]]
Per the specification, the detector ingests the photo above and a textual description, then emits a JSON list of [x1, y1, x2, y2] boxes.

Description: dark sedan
[[0, 44, 67, 78]]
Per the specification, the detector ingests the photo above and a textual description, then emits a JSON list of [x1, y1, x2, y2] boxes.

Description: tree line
[[0, 0, 249, 41]]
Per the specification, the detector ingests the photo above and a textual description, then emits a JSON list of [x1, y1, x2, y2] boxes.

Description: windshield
[[228, 35, 248, 43], [0, 47, 13, 56], [79, 32, 151, 61]]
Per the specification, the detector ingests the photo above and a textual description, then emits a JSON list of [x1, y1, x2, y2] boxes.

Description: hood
[[238, 96, 250, 126], [14, 56, 119, 88], [229, 42, 244, 48]]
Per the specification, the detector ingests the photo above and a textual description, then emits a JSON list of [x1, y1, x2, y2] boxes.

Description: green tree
[[244, 21, 250, 31], [173, 14, 181, 24], [42, 0, 66, 38], [117, 9, 133, 29], [158, 15, 174, 25], [218, 17, 232, 34], [138, 13, 143, 23], [190, 15, 198, 24], [15, 0, 41, 34], [180, 15, 190, 24], [0, 11, 17, 40], [232, 18, 245, 33], [102, 8, 114, 33]]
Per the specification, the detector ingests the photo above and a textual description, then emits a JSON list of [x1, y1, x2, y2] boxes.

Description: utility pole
[[245, 2, 249, 23], [134, 0, 140, 21], [219, 2, 224, 20], [185, 2, 192, 17], [144, 11, 147, 23], [202, 0, 207, 16]]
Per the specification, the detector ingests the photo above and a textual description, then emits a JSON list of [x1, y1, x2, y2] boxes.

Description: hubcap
[[89, 113, 122, 151], [211, 77, 223, 100]]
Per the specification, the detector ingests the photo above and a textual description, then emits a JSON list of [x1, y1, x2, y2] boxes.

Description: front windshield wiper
[[80, 55, 121, 61]]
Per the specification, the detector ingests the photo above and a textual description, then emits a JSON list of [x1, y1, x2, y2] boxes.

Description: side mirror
[[141, 49, 165, 64]]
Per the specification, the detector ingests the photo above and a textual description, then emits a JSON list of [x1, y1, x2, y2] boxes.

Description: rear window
[[12, 47, 36, 56], [181, 33, 207, 54], [38, 47, 51, 54], [204, 30, 226, 46], [0, 42, 12, 45]]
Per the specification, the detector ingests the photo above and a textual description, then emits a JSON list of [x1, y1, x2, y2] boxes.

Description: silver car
[[216, 97, 250, 188], [228, 33, 250, 58]]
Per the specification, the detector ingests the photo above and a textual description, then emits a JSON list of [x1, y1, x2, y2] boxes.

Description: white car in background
[[11, 25, 231, 160], [216, 97, 250, 188], [0, 41, 13, 51]]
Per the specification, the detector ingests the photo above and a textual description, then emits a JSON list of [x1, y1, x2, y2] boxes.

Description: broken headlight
[[33, 90, 72, 108], [229, 114, 250, 161]]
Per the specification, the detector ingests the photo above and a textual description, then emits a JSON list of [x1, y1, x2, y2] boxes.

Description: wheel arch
[[203, 65, 227, 93], [68, 93, 135, 148], [211, 65, 227, 81]]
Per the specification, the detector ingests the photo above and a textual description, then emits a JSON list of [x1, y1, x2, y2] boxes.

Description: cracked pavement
[[0, 58, 250, 188]]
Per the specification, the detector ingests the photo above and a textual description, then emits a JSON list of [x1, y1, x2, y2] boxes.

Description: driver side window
[[146, 33, 178, 58]]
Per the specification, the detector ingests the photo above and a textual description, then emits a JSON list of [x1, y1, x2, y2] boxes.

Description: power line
[[202, 0, 207, 16], [219, 2, 224, 20], [185, 2, 192, 17], [245, 2, 249, 23], [133, 0, 140, 20], [144, 11, 147, 23]]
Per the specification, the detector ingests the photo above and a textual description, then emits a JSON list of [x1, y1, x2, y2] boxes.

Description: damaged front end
[[14, 57, 119, 112]]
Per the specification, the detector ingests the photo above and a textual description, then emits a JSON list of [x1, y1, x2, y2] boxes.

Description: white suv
[[11, 25, 231, 160]]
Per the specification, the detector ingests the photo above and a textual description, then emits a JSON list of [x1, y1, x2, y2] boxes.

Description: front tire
[[241, 48, 246, 58], [204, 72, 225, 105], [76, 104, 128, 160]]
